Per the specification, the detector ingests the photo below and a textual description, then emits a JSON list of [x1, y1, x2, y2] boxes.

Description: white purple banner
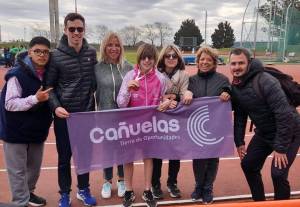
[[67, 97, 234, 174]]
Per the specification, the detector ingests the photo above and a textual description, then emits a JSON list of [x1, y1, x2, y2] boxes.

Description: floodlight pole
[[240, 0, 252, 47], [253, 0, 261, 58], [75, 0, 78, 13], [282, 1, 293, 61], [204, 10, 207, 45]]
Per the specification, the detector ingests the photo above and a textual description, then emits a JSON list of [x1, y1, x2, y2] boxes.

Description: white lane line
[[98, 191, 300, 207], [1, 154, 300, 172]]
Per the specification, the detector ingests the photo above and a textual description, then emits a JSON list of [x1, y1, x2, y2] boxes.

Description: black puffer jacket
[[231, 59, 300, 153], [188, 69, 230, 98], [45, 35, 97, 112]]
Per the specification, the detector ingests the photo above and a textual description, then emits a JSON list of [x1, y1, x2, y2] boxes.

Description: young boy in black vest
[[0, 36, 53, 207]]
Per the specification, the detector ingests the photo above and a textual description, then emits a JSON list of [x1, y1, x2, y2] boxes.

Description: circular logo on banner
[[187, 105, 224, 147]]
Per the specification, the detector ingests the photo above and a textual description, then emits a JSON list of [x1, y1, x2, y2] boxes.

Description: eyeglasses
[[68, 27, 84, 33], [165, 53, 178, 59], [33, 49, 50, 56]]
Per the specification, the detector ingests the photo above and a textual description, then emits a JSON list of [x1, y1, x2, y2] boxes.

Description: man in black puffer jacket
[[44, 13, 97, 207], [229, 48, 300, 201]]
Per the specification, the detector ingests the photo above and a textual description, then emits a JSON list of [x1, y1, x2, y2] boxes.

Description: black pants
[[193, 158, 219, 192], [241, 134, 300, 201], [152, 158, 180, 187], [54, 117, 89, 194]]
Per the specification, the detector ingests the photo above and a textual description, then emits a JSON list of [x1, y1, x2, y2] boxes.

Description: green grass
[[125, 51, 137, 65]]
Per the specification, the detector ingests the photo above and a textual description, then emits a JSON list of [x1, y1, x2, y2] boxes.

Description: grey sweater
[[94, 61, 133, 110]]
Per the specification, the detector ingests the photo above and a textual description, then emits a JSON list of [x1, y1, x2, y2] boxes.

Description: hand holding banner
[[67, 97, 234, 174]]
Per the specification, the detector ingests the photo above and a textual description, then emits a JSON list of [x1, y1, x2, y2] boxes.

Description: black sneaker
[[151, 185, 163, 199], [123, 191, 135, 207], [202, 189, 213, 204], [167, 183, 181, 198], [191, 186, 202, 201], [29, 193, 47, 206], [142, 190, 157, 207]]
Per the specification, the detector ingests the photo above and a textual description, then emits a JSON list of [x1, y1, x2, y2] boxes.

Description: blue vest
[[0, 61, 52, 143]]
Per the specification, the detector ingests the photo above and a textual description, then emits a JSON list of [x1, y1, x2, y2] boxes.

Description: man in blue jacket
[[229, 47, 300, 201], [0, 36, 53, 207]]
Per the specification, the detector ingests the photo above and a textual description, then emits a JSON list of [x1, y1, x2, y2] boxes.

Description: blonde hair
[[196, 46, 219, 66], [157, 44, 185, 72], [99, 32, 124, 66]]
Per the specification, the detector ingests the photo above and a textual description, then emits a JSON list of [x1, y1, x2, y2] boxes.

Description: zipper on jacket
[[145, 75, 148, 106], [204, 78, 208, 96]]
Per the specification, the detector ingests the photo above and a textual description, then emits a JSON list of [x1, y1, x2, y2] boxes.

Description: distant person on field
[[4, 47, 12, 68], [44, 12, 97, 207], [0, 36, 53, 207], [229, 47, 300, 201], [9, 46, 19, 66], [95, 32, 133, 199]]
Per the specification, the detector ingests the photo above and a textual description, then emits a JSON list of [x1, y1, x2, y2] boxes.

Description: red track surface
[[0, 64, 300, 206]]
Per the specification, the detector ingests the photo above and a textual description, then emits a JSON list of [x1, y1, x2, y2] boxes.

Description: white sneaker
[[101, 182, 112, 199], [117, 180, 126, 197]]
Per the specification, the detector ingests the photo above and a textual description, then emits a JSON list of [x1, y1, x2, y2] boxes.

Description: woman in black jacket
[[188, 46, 230, 204]]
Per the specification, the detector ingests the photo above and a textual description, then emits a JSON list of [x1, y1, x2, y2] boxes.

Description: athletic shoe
[[101, 182, 112, 198], [167, 183, 181, 198], [28, 193, 46, 206], [202, 189, 213, 204], [191, 186, 202, 201], [142, 190, 157, 207], [58, 193, 71, 207], [123, 191, 135, 207], [151, 185, 163, 199], [117, 180, 126, 197], [76, 188, 96, 206]]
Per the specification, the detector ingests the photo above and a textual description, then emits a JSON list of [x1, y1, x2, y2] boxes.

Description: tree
[[143, 24, 158, 45], [258, 0, 300, 44], [211, 21, 235, 48], [154, 22, 172, 47], [94, 25, 109, 44], [119, 26, 141, 46], [174, 19, 203, 49]]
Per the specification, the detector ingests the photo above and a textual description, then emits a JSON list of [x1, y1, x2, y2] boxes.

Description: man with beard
[[229, 47, 300, 201]]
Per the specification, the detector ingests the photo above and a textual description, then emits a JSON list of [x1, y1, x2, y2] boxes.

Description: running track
[[0, 64, 300, 206]]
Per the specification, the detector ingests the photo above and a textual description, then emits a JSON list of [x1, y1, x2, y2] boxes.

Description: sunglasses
[[141, 55, 154, 60], [33, 49, 50, 56], [68, 27, 84, 33], [165, 53, 178, 59]]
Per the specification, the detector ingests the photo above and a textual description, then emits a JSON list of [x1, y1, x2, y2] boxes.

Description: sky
[[0, 0, 270, 44]]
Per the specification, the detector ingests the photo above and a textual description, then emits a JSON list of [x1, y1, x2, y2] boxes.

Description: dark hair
[[64, 12, 85, 26], [29, 36, 50, 48], [136, 44, 158, 64], [229, 48, 251, 63]]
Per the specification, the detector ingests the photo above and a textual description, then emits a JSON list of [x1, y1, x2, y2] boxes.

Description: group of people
[[2, 45, 26, 68], [0, 11, 300, 207]]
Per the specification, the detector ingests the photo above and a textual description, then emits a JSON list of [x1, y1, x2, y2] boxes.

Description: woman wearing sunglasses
[[188, 46, 230, 205], [117, 43, 167, 207], [152, 44, 192, 200], [94, 32, 133, 199]]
